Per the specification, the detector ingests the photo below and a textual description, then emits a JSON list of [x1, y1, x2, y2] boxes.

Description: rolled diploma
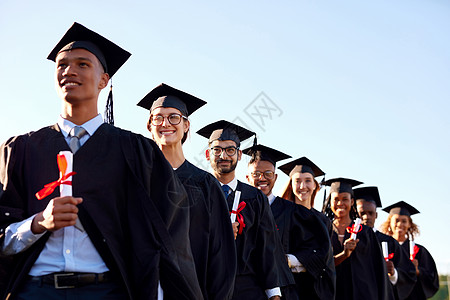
[[59, 151, 84, 232], [230, 191, 241, 223], [382, 241, 389, 260], [350, 218, 361, 240], [409, 240, 415, 260]]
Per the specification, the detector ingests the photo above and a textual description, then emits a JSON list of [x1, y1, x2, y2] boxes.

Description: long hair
[[379, 214, 420, 240], [322, 193, 359, 221], [280, 176, 320, 207]]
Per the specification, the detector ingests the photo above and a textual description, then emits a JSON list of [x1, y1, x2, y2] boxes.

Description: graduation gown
[[400, 240, 439, 300], [375, 231, 417, 300], [175, 160, 236, 300], [312, 208, 333, 238], [271, 197, 336, 300], [225, 182, 294, 299], [0, 124, 202, 300], [331, 222, 393, 300]]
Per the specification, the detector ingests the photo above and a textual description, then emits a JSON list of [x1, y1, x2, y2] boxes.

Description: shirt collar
[[58, 114, 104, 138], [267, 193, 276, 205], [220, 177, 238, 192]]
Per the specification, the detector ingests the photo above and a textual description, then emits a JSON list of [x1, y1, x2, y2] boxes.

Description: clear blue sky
[[1, 1, 449, 274]]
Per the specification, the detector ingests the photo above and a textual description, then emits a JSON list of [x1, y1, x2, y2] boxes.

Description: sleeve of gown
[[391, 238, 416, 299], [0, 135, 28, 247], [254, 191, 293, 289], [205, 178, 237, 299], [416, 245, 439, 298], [368, 228, 394, 300], [122, 133, 203, 299], [289, 209, 329, 279]]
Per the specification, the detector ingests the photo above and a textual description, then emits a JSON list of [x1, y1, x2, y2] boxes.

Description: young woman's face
[[291, 172, 316, 203], [149, 107, 189, 146], [330, 192, 354, 218], [390, 214, 410, 238]]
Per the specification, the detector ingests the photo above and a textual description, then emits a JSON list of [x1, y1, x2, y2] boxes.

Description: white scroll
[[59, 151, 84, 232], [350, 218, 362, 240], [230, 191, 241, 223]]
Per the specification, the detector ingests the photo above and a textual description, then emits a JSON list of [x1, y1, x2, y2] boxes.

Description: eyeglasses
[[210, 146, 239, 156], [250, 171, 275, 180], [150, 113, 187, 126]]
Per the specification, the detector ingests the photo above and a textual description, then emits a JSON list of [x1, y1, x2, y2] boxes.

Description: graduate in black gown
[[138, 83, 237, 300], [355, 187, 417, 300], [322, 178, 393, 300], [198, 121, 294, 300], [0, 23, 201, 300], [380, 201, 439, 300], [244, 148, 335, 300]]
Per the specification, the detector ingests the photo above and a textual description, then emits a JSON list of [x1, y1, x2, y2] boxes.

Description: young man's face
[[356, 200, 378, 228], [206, 140, 241, 176], [246, 160, 277, 196], [55, 48, 109, 104]]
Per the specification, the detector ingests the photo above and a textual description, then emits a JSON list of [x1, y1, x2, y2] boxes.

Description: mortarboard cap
[[47, 22, 131, 78], [242, 144, 291, 167], [278, 157, 325, 178], [354, 186, 382, 207], [322, 177, 363, 197], [197, 120, 255, 147], [382, 201, 420, 217], [137, 83, 206, 117]]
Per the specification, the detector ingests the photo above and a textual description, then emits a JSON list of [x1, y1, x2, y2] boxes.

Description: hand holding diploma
[[382, 241, 395, 276], [33, 151, 84, 233]]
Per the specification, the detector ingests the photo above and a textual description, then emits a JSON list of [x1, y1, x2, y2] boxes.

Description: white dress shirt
[[1, 114, 109, 276]]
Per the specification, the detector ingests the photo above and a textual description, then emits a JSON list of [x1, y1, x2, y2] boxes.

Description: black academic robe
[[375, 231, 417, 300], [175, 160, 236, 300], [400, 240, 439, 300], [0, 124, 202, 300], [271, 197, 336, 300], [312, 208, 333, 238], [331, 222, 393, 300], [225, 182, 294, 299]]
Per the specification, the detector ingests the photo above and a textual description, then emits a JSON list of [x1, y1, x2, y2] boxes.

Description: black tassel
[[105, 83, 114, 125], [321, 176, 327, 213]]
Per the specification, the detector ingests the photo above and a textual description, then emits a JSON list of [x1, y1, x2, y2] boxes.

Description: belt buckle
[[54, 273, 75, 289]]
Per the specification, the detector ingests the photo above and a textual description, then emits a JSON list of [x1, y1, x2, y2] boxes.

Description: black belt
[[30, 272, 111, 289]]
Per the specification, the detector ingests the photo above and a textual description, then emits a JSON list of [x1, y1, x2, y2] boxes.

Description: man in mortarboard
[[381, 202, 439, 300], [244, 149, 336, 300], [355, 187, 417, 300], [0, 22, 201, 300], [198, 121, 294, 300]]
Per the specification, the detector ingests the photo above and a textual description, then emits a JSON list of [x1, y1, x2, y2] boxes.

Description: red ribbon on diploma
[[410, 245, 419, 261], [231, 201, 246, 235], [346, 224, 362, 235], [35, 154, 76, 200], [385, 253, 395, 261]]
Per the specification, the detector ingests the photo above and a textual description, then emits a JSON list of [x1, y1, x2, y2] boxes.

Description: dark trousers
[[13, 278, 128, 300]]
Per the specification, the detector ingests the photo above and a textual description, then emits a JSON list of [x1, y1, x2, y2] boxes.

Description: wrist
[[31, 212, 46, 234]]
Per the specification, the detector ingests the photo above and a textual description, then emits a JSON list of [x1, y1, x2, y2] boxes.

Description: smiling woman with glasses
[[137, 83, 237, 300]]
